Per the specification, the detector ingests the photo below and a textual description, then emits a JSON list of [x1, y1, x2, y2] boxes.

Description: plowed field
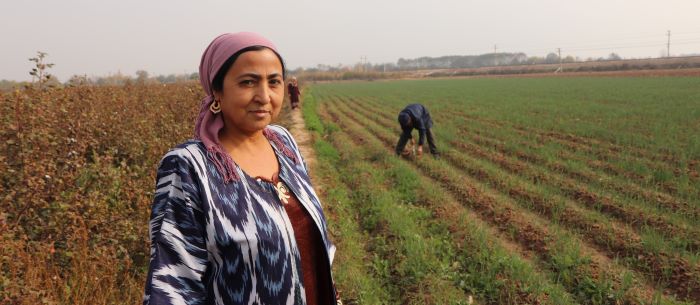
[[307, 76, 700, 305]]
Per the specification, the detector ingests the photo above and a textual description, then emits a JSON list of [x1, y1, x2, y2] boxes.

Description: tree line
[[291, 52, 626, 74]]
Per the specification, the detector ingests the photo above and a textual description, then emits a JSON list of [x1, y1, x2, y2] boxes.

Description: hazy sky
[[2, 0, 700, 81]]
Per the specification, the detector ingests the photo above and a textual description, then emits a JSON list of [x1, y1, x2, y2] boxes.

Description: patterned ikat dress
[[143, 125, 336, 305]]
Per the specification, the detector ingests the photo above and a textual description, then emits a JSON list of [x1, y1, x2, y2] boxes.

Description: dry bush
[[1, 82, 202, 305]]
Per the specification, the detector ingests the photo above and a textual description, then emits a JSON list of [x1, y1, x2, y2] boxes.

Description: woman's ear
[[213, 90, 221, 101]]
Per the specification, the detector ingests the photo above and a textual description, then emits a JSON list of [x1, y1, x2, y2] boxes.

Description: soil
[[332, 98, 700, 302], [287, 107, 317, 177]]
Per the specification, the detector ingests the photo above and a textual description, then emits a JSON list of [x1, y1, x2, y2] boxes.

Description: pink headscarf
[[195, 32, 281, 183]]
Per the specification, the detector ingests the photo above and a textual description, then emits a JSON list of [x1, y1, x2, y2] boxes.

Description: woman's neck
[[219, 128, 268, 155], [219, 127, 279, 180]]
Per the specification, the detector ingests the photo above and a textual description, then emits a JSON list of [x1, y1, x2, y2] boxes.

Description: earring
[[210, 99, 221, 114]]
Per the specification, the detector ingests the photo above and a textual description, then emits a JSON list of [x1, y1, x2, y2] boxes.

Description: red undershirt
[[257, 174, 333, 305]]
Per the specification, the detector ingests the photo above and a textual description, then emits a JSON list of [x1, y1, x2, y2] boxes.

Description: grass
[[310, 77, 699, 304], [3, 76, 698, 304], [314, 107, 469, 304], [320, 100, 576, 304]]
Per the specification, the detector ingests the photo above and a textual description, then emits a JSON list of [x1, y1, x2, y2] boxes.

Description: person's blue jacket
[[398, 103, 434, 146]]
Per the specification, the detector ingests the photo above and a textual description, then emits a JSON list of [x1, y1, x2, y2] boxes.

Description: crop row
[[319, 97, 692, 304], [318, 101, 575, 304], [356, 94, 699, 201], [354, 96, 697, 216], [323, 95, 698, 303], [347, 97, 700, 253]]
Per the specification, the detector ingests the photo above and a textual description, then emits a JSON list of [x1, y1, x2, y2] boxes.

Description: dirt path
[[288, 108, 317, 176]]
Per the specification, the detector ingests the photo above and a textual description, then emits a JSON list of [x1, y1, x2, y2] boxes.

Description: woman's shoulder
[[158, 139, 207, 168], [266, 125, 298, 150], [265, 125, 306, 169]]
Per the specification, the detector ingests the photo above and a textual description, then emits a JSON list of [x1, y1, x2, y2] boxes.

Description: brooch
[[275, 181, 290, 205]]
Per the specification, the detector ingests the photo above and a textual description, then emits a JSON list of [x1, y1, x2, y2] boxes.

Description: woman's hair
[[211, 45, 286, 92]]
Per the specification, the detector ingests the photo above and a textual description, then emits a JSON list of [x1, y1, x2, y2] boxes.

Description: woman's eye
[[240, 80, 255, 87], [269, 79, 282, 86]]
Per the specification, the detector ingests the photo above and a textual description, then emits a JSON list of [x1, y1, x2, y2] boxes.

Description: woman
[[143, 32, 337, 305], [287, 76, 301, 109]]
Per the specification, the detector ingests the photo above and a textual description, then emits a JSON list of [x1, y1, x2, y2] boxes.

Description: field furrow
[[454, 128, 699, 221], [358, 95, 699, 202], [327, 96, 700, 303], [342, 96, 700, 253], [318, 103, 576, 304], [443, 109, 700, 196], [449, 109, 692, 169], [318, 104, 473, 305], [310, 109, 392, 304], [322, 98, 693, 304]]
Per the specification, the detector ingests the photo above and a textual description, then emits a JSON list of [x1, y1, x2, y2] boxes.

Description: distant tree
[[95, 72, 132, 86], [562, 56, 576, 63], [43, 76, 62, 88], [377, 62, 396, 72], [507, 53, 528, 65], [316, 64, 330, 72], [607, 53, 622, 61], [397, 58, 410, 70], [526, 56, 544, 65], [135, 70, 150, 84], [545, 52, 560, 64], [66, 74, 91, 87], [0, 79, 29, 91], [28, 51, 55, 89], [155, 74, 178, 83]]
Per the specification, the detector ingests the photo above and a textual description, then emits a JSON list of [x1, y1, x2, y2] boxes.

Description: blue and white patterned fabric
[[143, 125, 336, 305]]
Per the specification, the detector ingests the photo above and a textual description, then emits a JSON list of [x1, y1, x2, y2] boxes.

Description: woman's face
[[214, 48, 284, 136]]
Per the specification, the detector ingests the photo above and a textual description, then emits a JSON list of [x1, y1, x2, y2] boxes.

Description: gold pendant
[[275, 181, 290, 205]]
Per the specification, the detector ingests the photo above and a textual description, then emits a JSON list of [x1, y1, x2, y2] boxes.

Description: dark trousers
[[395, 128, 438, 155], [425, 129, 438, 154]]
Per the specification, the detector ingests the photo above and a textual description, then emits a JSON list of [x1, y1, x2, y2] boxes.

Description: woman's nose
[[255, 83, 272, 104]]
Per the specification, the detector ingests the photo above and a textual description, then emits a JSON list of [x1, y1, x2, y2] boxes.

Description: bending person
[[395, 103, 439, 158]]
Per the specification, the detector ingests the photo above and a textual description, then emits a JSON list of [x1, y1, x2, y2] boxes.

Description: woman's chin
[[245, 120, 271, 133]]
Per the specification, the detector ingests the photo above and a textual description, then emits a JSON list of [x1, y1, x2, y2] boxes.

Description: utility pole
[[494, 44, 498, 66], [667, 30, 671, 58], [558, 48, 563, 72]]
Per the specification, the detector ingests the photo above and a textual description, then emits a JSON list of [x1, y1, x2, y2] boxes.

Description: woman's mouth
[[250, 110, 270, 118]]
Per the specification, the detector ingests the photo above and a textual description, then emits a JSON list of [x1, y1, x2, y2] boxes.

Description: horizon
[[8, 51, 700, 84], [2, 0, 700, 82]]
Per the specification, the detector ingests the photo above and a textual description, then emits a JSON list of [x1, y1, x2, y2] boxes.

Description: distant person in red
[[395, 103, 439, 158], [287, 76, 301, 109]]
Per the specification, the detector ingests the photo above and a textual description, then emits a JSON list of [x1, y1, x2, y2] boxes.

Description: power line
[[512, 37, 700, 56], [673, 40, 700, 45], [392, 30, 700, 62], [672, 29, 700, 35], [486, 30, 700, 56]]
